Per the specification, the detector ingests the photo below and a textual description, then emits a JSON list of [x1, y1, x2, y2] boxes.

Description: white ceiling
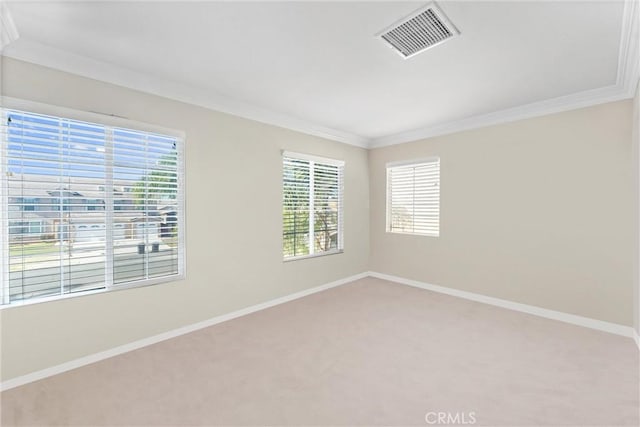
[[2, 1, 637, 147]]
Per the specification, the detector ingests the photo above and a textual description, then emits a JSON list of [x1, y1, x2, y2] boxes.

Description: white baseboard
[[2, 270, 636, 391], [0, 272, 369, 392], [368, 271, 636, 339]]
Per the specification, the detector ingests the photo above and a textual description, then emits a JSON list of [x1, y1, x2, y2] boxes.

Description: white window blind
[[282, 151, 344, 259], [0, 108, 184, 305], [387, 158, 440, 236]]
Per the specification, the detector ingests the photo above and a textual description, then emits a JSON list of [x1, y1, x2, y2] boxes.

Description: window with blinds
[[282, 151, 344, 260], [0, 108, 184, 305], [387, 158, 440, 236]]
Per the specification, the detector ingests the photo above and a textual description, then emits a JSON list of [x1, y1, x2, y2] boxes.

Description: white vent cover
[[376, 2, 459, 59]]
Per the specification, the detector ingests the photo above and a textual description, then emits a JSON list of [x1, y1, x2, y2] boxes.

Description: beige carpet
[[1, 277, 638, 426]]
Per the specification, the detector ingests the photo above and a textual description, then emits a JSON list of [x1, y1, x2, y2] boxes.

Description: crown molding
[[370, 0, 640, 148], [1, 39, 369, 148], [618, 0, 640, 97], [0, 1, 19, 51], [1, 1, 637, 150], [368, 84, 630, 148]]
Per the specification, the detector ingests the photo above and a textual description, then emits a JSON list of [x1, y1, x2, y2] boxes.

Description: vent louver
[[377, 2, 459, 59]]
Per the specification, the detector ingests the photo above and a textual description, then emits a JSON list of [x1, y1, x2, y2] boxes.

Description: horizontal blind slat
[[388, 159, 440, 237]]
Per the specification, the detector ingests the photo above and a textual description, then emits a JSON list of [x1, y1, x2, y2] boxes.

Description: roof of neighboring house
[[10, 211, 162, 223], [7, 174, 174, 222], [6, 173, 142, 199]]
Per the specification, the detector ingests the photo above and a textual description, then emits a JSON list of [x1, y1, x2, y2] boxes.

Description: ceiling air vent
[[376, 2, 459, 59]]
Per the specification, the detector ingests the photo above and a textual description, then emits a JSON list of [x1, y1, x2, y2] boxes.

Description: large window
[[282, 151, 344, 260], [387, 158, 440, 236], [0, 108, 185, 305]]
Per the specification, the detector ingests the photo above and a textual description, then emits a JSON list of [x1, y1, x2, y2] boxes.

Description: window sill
[[0, 274, 185, 310], [284, 249, 344, 262], [386, 230, 439, 237]]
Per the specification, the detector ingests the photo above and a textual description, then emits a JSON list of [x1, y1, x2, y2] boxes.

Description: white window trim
[[0, 98, 187, 308], [0, 109, 8, 305], [2, 97, 183, 138], [386, 157, 439, 168], [281, 151, 345, 167], [283, 248, 344, 263], [386, 157, 440, 237], [282, 150, 345, 261]]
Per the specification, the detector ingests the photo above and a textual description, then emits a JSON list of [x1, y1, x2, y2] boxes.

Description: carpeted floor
[[1, 277, 638, 426]]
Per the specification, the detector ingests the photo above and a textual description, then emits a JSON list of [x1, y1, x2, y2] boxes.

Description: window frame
[[386, 157, 440, 237], [0, 97, 186, 308], [282, 150, 344, 262]]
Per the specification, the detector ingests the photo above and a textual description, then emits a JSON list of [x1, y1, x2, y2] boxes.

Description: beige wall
[[0, 56, 636, 383], [0, 58, 370, 381], [369, 101, 634, 326], [633, 80, 640, 336]]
